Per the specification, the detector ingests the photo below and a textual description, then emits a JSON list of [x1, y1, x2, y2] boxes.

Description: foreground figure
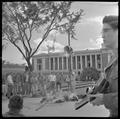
[[89, 15, 118, 117], [3, 95, 25, 117]]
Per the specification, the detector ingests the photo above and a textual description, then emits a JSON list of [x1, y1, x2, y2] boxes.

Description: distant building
[[2, 64, 25, 74], [32, 48, 112, 75]]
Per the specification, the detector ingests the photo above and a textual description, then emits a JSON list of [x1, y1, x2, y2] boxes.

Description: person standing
[[56, 73, 62, 92], [6, 73, 14, 99], [17, 73, 22, 95], [75, 71, 81, 81], [88, 15, 118, 117], [2, 74, 7, 97], [31, 72, 39, 96], [71, 72, 76, 93], [65, 75, 70, 91], [49, 74, 56, 96], [25, 71, 30, 95], [21, 72, 26, 96]]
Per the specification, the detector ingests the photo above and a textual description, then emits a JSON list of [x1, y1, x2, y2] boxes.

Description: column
[[85, 55, 87, 67], [100, 53, 102, 70], [75, 55, 77, 71], [53, 57, 55, 71], [95, 54, 97, 69], [56, 57, 58, 71], [62, 57, 65, 71], [90, 54, 92, 67], [80, 55, 82, 71], [58, 57, 59, 71], [61, 57, 63, 71]]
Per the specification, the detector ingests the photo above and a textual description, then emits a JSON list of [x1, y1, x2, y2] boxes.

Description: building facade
[[32, 48, 112, 75]]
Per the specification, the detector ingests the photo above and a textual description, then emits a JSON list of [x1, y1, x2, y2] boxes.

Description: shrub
[[80, 67, 100, 81]]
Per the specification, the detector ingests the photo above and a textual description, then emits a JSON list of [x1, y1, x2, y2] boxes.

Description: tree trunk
[[26, 58, 33, 72], [26, 58, 33, 95]]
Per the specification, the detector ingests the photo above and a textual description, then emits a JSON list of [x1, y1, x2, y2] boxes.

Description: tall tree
[[2, 2, 84, 71]]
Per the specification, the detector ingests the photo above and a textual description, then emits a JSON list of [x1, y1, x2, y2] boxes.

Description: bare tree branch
[[31, 15, 57, 57], [4, 31, 26, 59], [6, 4, 30, 55]]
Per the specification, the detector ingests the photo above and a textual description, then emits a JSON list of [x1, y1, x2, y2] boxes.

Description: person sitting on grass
[[3, 95, 25, 117]]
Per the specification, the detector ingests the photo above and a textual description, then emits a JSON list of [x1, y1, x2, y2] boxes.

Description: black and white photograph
[[2, 1, 118, 117]]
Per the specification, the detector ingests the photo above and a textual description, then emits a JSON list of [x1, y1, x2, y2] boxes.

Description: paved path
[[2, 97, 109, 117]]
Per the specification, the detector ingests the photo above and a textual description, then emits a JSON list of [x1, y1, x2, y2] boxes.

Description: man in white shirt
[[49, 74, 56, 95], [6, 73, 14, 98]]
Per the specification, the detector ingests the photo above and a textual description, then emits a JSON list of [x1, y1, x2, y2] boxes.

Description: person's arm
[[103, 63, 118, 110], [103, 92, 118, 110]]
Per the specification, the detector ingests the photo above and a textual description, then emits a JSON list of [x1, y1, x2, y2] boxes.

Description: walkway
[[2, 96, 109, 117]]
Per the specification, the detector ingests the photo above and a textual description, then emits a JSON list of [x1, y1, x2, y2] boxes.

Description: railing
[[61, 81, 96, 91]]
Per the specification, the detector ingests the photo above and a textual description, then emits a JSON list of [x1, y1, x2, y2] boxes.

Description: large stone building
[[32, 48, 112, 75]]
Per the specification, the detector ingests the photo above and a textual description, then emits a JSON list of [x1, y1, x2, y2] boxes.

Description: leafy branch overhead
[[2, 2, 84, 70]]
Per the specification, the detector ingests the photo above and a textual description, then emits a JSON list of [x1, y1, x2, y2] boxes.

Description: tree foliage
[[2, 2, 84, 71], [80, 67, 100, 81]]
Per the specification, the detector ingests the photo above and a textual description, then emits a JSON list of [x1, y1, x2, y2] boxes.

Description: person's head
[[78, 71, 80, 75], [102, 15, 118, 49], [8, 95, 23, 111], [72, 72, 76, 75]]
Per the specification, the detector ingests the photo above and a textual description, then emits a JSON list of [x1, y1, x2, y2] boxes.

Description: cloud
[[34, 37, 65, 54], [80, 16, 103, 25], [89, 37, 103, 49], [86, 16, 103, 24]]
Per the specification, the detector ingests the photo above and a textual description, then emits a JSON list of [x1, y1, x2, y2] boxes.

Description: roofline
[[32, 48, 111, 58]]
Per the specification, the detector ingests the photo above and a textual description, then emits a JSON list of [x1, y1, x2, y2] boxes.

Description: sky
[[2, 2, 118, 64]]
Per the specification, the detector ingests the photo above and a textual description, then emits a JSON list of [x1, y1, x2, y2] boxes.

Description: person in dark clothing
[[56, 73, 62, 92], [88, 15, 118, 117], [3, 95, 25, 117], [75, 71, 81, 81]]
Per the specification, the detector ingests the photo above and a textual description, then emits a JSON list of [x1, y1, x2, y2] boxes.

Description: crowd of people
[[2, 70, 80, 99]]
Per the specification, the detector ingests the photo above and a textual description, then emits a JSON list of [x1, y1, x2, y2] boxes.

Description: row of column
[[42, 54, 102, 72]]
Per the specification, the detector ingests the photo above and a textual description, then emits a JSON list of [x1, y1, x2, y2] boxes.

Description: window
[[77, 56, 81, 69], [50, 58, 54, 70], [45, 58, 49, 70], [97, 54, 101, 69], [37, 58, 42, 71], [87, 55, 90, 67], [63, 57, 67, 70], [59, 57, 62, 70], [72, 56, 76, 70], [55, 57, 58, 70]]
